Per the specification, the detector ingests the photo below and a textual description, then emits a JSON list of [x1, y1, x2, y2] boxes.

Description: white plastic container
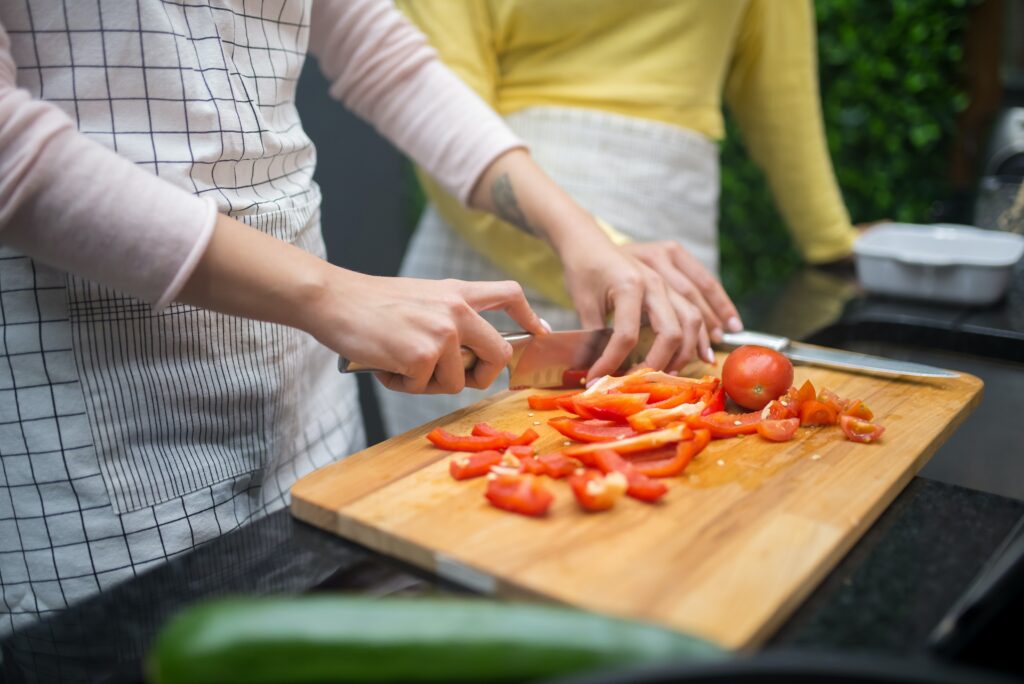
[[853, 223, 1024, 306]]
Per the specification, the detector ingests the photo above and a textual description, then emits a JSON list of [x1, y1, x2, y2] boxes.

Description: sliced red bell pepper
[[592, 449, 668, 502], [568, 469, 628, 512], [615, 382, 688, 403], [629, 429, 711, 478], [527, 390, 582, 411], [756, 417, 800, 442], [471, 423, 539, 446], [572, 392, 650, 420], [485, 473, 554, 517], [647, 388, 700, 409], [627, 400, 706, 432], [694, 410, 761, 439], [701, 387, 726, 416], [506, 444, 536, 459], [840, 415, 885, 443], [799, 400, 838, 427], [427, 428, 509, 452], [449, 450, 503, 480], [563, 425, 690, 460], [548, 417, 639, 443], [537, 452, 580, 479]]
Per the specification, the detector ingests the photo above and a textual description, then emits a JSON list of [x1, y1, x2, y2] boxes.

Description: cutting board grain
[[291, 355, 981, 650]]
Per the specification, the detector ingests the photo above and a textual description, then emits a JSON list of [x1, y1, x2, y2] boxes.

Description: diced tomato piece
[[548, 417, 639, 443], [536, 452, 579, 479], [701, 387, 726, 416], [630, 429, 711, 478], [427, 428, 509, 452], [842, 400, 874, 421], [840, 415, 885, 443], [785, 380, 817, 412], [564, 425, 690, 460], [561, 368, 589, 389], [817, 388, 848, 414], [568, 469, 628, 512], [485, 474, 554, 517], [572, 393, 650, 421], [799, 400, 838, 427], [760, 399, 796, 421], [527, 391, 582, 411], [449, 451, 503, 480], [694, 410, 761, 439], [756, 417, 800, 442], [592, 449, 668, 502]]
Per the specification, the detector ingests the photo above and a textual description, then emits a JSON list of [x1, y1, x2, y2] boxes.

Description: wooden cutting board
[[291, 355, 981, 650]]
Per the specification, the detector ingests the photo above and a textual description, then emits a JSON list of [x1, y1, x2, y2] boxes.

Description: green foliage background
[[719, 0, 972, 298]]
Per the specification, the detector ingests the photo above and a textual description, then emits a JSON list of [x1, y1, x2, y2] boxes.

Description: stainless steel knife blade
[[338, 327, 656, 388], [718, 330, 958, 378]]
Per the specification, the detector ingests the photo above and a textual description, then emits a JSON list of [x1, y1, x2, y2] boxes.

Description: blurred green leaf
[[719, 0, 970, 299]]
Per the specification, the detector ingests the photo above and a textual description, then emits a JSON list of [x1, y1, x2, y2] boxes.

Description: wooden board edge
[[728, 372, 986, 649]]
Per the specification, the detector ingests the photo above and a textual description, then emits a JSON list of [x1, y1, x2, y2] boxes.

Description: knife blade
[[718, 330, 958, 378], [338, 327, 657, 389]]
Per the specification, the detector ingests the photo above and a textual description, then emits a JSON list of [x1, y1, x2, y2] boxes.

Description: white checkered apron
[[0, 0, 364, 640], [378, 106, 720, 436]]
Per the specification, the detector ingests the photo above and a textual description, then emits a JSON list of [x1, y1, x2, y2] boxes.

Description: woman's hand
[[469, 149, 719, 382], [311, 274, 548, 394], [621, 241, 742, 343], [560, 239, 714, 380], [178, 213, 548, 395]]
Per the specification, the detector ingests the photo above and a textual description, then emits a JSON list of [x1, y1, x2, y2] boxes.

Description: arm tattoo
[[492, 172, 539, 236]]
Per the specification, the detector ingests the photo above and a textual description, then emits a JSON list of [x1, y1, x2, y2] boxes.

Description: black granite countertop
[[3, 263, 1023, 684]]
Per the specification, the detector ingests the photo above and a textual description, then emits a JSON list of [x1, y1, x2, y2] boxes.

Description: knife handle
[[717, 330, 790, 351], [338, 331, 531, 374], [340, 348, 477, 374]]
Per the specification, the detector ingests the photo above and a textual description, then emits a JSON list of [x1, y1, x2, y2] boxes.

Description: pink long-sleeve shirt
[[0, 0, 522, 308]]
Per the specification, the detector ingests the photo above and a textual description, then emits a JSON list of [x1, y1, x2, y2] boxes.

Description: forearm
[[468, 148, 613, 264], [176, 213, 339, 335]]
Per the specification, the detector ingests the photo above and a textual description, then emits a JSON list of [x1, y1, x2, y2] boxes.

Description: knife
[[338, 327, 657, 388], [338, 326, 957, 386], [718, 330, 958, 378]]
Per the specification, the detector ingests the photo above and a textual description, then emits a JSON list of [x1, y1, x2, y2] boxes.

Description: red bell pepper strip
[[571, 392, 651, 421], [701, 387, 726, 416], [693, 410, 761, 439], [592, 449, 668, 502], [568, 469, 628, 512], [629, 429, 711, 478], [449, 451, 504, 480], [527, 390, 582, 411], [627, 400, 706, 432], [506, 444, 536, 459], [548, 417, 639, 443], [427, 428, 509, 452], [485, 474, 554, 517], [537, 452, 580, 479], [563, 425, 690, 460], [561, 368, 589, 389], [471, 423, 539, 447]]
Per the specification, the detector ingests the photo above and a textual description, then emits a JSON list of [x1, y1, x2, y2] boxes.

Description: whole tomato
[[721, 345, 794, 410]]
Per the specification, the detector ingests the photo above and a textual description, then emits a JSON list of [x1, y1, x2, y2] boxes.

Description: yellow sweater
[[399, 0, 856, 308]]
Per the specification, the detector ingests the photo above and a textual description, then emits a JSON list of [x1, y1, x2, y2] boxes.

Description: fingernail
[[539, 318, 552, 333], [727, 316, 743, 332], [705, 346, 715, 363]]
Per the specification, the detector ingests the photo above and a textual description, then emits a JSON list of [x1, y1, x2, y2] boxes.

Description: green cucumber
[[148, 596, 726, 683]]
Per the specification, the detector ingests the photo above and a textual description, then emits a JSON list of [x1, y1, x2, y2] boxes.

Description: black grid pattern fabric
[[0, 0, 365, 641]]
